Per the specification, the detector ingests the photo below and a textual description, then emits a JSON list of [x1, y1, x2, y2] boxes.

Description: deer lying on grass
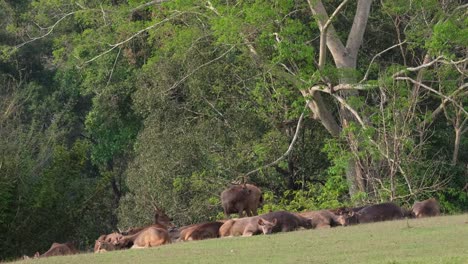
[[219, 216, 277, 237]]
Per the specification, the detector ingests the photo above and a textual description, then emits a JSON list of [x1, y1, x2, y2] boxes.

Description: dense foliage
[[0, 0, 466, 260]]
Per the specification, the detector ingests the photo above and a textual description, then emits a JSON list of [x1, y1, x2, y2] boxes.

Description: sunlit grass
[[15, 214, 468, 264]]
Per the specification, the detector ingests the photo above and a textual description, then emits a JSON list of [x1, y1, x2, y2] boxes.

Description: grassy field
[[15, 214, 468, 264]]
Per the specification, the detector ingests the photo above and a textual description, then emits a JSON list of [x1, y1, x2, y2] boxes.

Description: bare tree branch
[[360, 41, 408, 83], [105, 47, 122, 88], [100, 4, 108, 25], [395, 77, 468, 116], [392, 55, 468, 77], [318, 0, 351, 69], [307, 0, 346, 64], [461, 119, 468, 135], [309, 85, 367, 126], [161, 45, 235, 95], [131, 0, 170, 12], [429, 83, 468, 122], [14, 11, 79, 51], [79, 12, 183, 67], [244, 101, 309, 177], [300, 89, 341, 136], [453, 3, 468, 12]]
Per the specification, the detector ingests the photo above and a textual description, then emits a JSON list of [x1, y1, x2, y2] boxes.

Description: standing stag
[[221, 183, 263, 218]]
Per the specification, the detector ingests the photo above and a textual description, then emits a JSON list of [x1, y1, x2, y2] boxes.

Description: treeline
[[0, 0, 466, 260]]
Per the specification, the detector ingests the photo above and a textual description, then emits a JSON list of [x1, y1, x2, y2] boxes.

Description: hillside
[[16, 214, 468, 264]]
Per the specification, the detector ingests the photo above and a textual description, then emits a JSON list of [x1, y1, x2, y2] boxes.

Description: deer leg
[[251, 207, 258, 216], [242, 231, 254, 237], [246, 207, 253, 217], [236, 203, 245, 218], [223, 206, 230, 219]]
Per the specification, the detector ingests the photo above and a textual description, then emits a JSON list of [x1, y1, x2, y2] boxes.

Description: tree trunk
[[107, 160, 122, 205], [307, 0, 373, 197], [453, 127, 461, 165], [338, 62, 367, 195], [340, 90, 366, 195], [451, 109, 467, 165]]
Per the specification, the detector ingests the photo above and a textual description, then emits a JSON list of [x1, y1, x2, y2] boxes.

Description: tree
[[20, 0, 466, 202]]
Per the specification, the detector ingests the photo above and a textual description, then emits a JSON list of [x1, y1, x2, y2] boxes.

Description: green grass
[[15, 214, 468, 264]]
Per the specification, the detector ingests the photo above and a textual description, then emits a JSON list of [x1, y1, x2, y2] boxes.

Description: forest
[[0, 0, 466, 260]]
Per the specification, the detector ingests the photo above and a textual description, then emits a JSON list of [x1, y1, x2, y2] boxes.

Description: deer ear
[[348, 211, 355, 217], [272, 218, 278, 225], [258, 218, 264, 226]]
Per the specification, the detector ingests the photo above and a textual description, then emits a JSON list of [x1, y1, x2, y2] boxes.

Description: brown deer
[[260, 211, 314, 232], [94, 240, 120, 253], [345, 202, 405, 224], [221, 183, 263, 218], [94, 232, 123, 252], [219, 216, 277, 237], [297, 210, 348, 228], [412, 198, 440, 218], [179, 222, 224, 241], [121, 207, 175, 235], [34, 242, 78, 258], [113, 226, 170, 249]]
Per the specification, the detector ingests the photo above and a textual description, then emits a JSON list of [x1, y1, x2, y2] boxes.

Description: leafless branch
[[392, 56, 444, 77], [360, 41, 407, 83], [395, 77, 468, 116], [14, 11, 79, 51], [244, 101, 309, 177], [79, 12, 183, 67], [306, 0, 346, 64], [457, 112, 466, 132], [453, 3, 468, 12], [131, 0, 170, 12], [309, 83, 371, 93], [318, 0, 351, 69], [429, 83, 468, 122], [440, 57, 468, 76], [100, 4, 108, 25], [393, 56, 467, 77], [161, 45, 234, 95], [105, 47, 121, 88], [205, 1, 220, 16]]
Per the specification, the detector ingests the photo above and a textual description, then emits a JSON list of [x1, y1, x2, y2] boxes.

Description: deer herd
[[26, 183, 441, 259]]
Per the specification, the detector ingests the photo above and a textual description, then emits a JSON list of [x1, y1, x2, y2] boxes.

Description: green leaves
[[211, 15, 244, 44], [85, 84, 141, 165], [427, 19, 468, 56]]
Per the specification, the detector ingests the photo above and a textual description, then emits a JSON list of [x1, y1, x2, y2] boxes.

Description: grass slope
[[17, 214, 468, 264]]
